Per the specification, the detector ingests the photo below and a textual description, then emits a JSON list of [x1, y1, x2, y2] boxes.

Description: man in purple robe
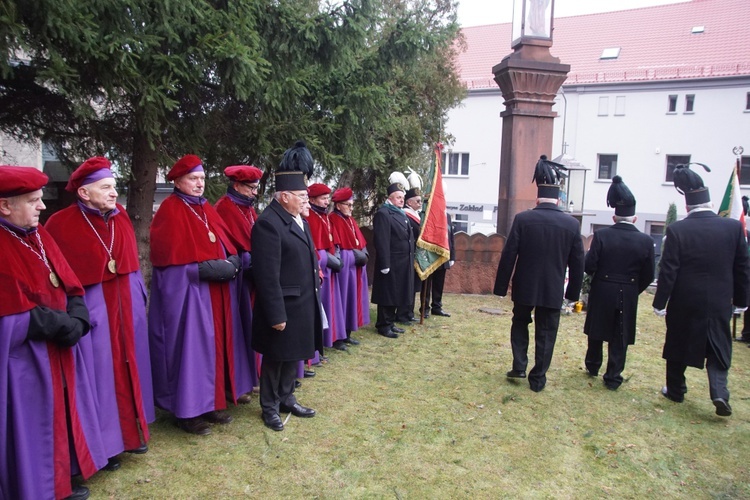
[[46, 157, 154, 471], [0, 165, 106, 500], [149, 154, 248, 435]]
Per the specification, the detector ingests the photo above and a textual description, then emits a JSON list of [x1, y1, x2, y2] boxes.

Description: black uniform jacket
[[251, 199, 323, 361], [371, 203, 415, 306], [584, 223, 655, 345], [653, 210, 750, 369], [494, 203, 585, 309]]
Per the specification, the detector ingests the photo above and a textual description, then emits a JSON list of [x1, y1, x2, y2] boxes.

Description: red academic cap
[[307, 183, 331, 198], [331, 187, 353, 203], [167, 154, 204, 181], [0, 166, 49, 197], [65, 156, 113, 192], [224, 165, 263, 183]]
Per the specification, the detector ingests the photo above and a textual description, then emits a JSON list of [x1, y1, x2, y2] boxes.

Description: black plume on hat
[[672, 162, 710, 195], [279, 140, 314, 178], [673, 162, 711, 205], [533, 155, 567, 199], [532, 155, 567, 185], [607, 175, 636, 216]]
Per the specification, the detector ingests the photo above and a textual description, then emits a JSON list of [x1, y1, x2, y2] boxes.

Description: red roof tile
[[457, 0, 750, 89]]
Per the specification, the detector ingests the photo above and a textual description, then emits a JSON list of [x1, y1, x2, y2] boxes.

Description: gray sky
[[456, 0, 690, 27]]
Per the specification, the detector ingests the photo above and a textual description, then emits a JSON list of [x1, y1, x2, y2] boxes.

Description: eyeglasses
[[288, 192, 310, 202], [411, 199, 423, 204], [338, 202, 354, 208], [242, 183, 260, 192]]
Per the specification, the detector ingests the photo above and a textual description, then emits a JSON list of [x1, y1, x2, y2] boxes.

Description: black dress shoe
[[378, 330, 399, 338], [295, 380, 302, 388], [304, 369, 316, 378], [177, 417, 211, 435], [423, 311, 431, 318], [103, 457, 121, 471], [65, 485, 90, 500], [713, 398, 732, 416], [203, 410, 233, 424], [262, 413, 284, 431], [391, 326, 405, 334], [529, 383, 545, 393], [506, 369, 526, 379], [126, 444, 149, 454], [736, 334, 750, 343], [431, 309, 451, 317], [280, 402, 316, 418], [333, 340, 348, 351], [661, 386, 683, 403], [343, 337, 360, 345]]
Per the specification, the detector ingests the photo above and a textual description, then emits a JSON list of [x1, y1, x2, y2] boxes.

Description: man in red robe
[[46, 157, 154, 472], [149, 154, 247, 435], [329, 187, 371, 340], [0, 165, 106, 500], [214, 164, 264, 400], [305, 183, 347, 353]]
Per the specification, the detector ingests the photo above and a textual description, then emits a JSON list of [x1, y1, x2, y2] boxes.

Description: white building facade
[[444, 0, 750, 241]]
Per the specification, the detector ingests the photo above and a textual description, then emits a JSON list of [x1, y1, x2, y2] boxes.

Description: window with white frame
[[614, 96, 626, 116], [598, 96, 609, 116], [685, 94, 695, 113], [668, 95, 677, 113], [441, 152, 470, 177], [597, 154, 618, 180]]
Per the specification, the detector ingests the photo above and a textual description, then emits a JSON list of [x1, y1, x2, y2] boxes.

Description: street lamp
[[512, 0, 555, 48]]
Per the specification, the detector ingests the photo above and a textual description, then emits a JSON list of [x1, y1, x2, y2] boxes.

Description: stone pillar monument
[[493, 28, 569, 236]]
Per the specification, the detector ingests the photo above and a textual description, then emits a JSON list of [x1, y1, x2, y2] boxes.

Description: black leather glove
[[26, 296, 90, 347], [227, 254, 242, 271], [198, 258, 238, 282]]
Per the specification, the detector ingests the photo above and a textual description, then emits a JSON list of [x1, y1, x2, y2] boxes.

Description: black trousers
[[510, 304, 561, 389], [259, 357, 298, 418], [665, 340, 729, 402], [376, 305, 397, 333], [585, 338, 628, 388], [428, 267, 446, 311]]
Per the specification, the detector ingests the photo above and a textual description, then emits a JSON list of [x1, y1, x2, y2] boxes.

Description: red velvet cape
[[0, 225, 99, 498], [330, 210, 367, 250], [45, 204, 150, 449], [150, 194, 238, 267], [214, 195, 257, 251], [305, 208, 336, 253], [44, 203, 139, 286]]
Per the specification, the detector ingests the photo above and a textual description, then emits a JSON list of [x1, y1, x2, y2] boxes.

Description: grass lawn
[[87, 293, 750, 498]]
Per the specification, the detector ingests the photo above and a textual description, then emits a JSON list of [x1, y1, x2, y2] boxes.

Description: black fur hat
[[606, 175, 636, 216], [673, 162, 711, 205]]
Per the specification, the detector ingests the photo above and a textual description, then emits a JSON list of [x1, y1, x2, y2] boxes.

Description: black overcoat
[[584, 223, 655, 345], [251, 199, 323, 361], [371, 203, 415, 306], [494, 203, 585, 308], [653, 210, 750, 369]]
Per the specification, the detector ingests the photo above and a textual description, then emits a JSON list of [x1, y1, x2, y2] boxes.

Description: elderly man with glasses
[[214, 165, 265, 403], [251, 141, 323, 431]]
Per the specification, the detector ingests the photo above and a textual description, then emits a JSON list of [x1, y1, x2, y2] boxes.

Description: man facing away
[[654, 163, 750, 417], [46, 157, 154, 471], [493, 155, 585, 392], [583, 176, 654, 390]]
